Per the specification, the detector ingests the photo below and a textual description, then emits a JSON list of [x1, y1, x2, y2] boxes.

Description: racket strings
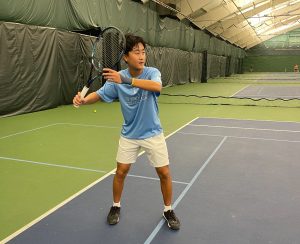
[[92, 42, 103, 71], [103, 30, 125, 69], [92, 28, 125, 72]]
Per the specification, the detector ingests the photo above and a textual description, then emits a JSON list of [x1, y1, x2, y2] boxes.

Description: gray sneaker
[[163, 210, 180, 230], [107, 206, 120, 225]]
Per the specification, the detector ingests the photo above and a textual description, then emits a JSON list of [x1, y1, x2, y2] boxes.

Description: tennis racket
[[74, 26, 126, 108]]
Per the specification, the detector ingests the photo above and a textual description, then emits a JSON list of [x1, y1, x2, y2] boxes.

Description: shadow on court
[[6, 118, 300, 244]]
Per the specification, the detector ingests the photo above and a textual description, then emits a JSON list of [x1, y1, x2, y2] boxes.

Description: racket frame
[[74, 26, 125, 108]]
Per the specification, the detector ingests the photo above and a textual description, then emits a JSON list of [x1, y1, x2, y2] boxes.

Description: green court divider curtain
[[229, 57, 239, 75], [145, 46, 202, 86], [190, 52, 203, 83], [207, 54, 227, 79], [0, 23, 60, 116], [0, 21, 205, 116], [0, 22, 97, 116], [0, 0, 245, 58], [219, 56, 227, 77]]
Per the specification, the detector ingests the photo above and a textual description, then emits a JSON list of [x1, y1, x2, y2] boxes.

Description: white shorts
[[116, 132, 169, 168]]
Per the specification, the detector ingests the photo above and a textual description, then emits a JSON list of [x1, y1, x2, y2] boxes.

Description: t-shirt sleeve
[[149, 68, 162, 97], [96, 81, 118, 103], [150, 69, 162, 84]]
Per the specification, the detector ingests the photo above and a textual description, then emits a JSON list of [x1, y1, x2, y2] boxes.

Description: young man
[[73, 34, 180, 230]]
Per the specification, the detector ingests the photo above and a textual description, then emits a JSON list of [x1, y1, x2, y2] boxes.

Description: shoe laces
[[167, 210, 177, 221], [110, 206, 120, 214]]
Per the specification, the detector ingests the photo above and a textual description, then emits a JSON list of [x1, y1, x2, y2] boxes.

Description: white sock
[[113, 202, 121, 207], [164, 205, 172, 212]]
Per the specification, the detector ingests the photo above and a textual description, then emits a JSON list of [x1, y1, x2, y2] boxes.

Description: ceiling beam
[[209, 0, 289, 35], [192, 2, 238, 28], [175, 0, 212, 20], [246, 22, 300, 48], [220, 21, 249, 38]]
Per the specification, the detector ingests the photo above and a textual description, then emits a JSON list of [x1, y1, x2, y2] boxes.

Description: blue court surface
[[233, 85, 300, 99], [6, 118, 300, 244]]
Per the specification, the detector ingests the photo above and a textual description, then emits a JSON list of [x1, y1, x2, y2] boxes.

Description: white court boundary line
[[230, 84, 250, 97], [188, 124, 300, 133], [0, 124, 59, 140], [235, 94, 300, 98], [195, 117, 300, 124], [144, 137, 228, 244], [1, 117, 199, 243], [0, 169, 116, 244], [125, 173, 189, 185], [177, 131, 300, 143], [59, 123, 119, 129], [0, 123, 119, 140], [0, 156, 108, 174], [0, 157, 188, 185], [230, 84, 300, 98]]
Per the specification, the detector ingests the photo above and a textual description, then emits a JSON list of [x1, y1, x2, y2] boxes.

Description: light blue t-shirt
[[96, 67, 162, 139]]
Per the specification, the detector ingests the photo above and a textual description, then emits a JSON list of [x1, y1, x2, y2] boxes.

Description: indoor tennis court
[[1, 0, 300, 244], [2, 117, 300, 243]]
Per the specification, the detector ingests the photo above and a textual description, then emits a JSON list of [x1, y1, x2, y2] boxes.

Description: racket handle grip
[[80, 86, 89, 99], [73, 86, 90, 108]]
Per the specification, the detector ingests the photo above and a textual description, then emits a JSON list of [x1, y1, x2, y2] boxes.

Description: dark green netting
[[0, 22, 98, 116], [207, 55, 229, 79], [244, 28, 300, 72], [160, 73, 300, 108], [0, 0, 245, 58], [0, 22, 207, 116], [243, 56, 300, 72], [0, 0, 248, 116]]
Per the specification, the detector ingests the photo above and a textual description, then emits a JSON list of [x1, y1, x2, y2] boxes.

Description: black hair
[[124, 34, 146, 55]]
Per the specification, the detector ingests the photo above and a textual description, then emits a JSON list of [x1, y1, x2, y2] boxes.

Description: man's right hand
[[73, 92, 85, 107]]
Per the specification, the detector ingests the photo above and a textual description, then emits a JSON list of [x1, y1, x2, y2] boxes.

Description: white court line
[[0, 156, 107, 173], [230, 84, 250, 97], [257, 86, 264, 95], [1, 117, 199, 243], [59, 123, 119, 129], [144, 137, 228, 244], [195, 117, 300, 124], [125, 173, 189, 185], [188, 124, 300, 133], [235, 94, 300, 98], [177, 131, 300, 143], [0, 168, 116, 244], [0, 123, 119, 140], [0, 156, 188, 185], [0, 124, 59, 140], [164, 117, 199, 138]]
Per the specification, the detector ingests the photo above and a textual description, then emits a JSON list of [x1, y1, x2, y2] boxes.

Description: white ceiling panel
[[154, 0, 300, 49]]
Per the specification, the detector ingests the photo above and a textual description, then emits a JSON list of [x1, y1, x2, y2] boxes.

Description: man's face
[[124, 43, 146, 70]]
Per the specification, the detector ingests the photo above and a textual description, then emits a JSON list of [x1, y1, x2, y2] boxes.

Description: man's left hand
[[103, 68, 122, 84]]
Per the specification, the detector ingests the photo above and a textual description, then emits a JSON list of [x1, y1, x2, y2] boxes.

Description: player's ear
[[123, 54, 128, 64]]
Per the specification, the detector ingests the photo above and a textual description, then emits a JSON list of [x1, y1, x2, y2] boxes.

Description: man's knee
[[156, 166, 171, 180], [115, 163, 130, 179]]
